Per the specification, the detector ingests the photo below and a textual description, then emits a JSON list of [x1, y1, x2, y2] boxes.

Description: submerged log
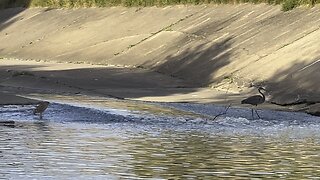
[[0, 121, 15, 128], [0, 120, 15, 124]]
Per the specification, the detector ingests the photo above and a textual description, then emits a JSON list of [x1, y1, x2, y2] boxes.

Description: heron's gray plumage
[[241, 87, 265, 119], [241, 88, 265, 106]]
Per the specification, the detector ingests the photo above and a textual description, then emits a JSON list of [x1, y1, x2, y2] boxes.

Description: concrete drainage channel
[[1, 97, 320, 137]]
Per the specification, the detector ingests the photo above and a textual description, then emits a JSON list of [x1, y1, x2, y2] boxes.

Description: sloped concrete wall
[[0, 5, 319, 104]]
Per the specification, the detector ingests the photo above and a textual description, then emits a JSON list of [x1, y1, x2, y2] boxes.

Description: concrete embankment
[[0, 5, 319, 115]]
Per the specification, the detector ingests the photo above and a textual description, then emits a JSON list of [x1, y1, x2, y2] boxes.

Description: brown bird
[[33, 101, 50, 119], [241, 87, 266, 119]]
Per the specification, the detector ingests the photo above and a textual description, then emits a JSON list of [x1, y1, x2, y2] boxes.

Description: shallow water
[[1, 101, 320, 179]]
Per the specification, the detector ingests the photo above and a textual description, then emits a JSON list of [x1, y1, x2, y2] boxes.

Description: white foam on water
[[1, 101, 320, 139]]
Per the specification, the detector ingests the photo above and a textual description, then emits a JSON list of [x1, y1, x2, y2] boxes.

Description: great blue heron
[[241, 87, 266, 119], [33, 101, 50, 119]]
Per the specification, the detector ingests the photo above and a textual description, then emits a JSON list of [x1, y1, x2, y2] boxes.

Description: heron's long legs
[[254, 109, 261, 119], [251, 109, 254, 120], [250, 107, 261, 120]]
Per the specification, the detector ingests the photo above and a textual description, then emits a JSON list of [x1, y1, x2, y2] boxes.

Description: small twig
[[209, 86, 232, 121], [210, 103, 231, 121]]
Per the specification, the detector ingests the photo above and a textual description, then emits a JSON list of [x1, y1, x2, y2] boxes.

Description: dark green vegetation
[[0, 0, 319, 11], [281, 0, 317, 11]]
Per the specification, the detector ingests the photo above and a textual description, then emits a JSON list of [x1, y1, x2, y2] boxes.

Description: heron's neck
[[258, 89, 265, 100]]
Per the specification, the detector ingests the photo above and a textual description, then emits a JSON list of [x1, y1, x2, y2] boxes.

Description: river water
[[1, 96, 320, 179]]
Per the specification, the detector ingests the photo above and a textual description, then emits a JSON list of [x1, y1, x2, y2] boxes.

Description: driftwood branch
[[0, 120, 15, 128], [0, 120, 15, 124], [210, 103, 232, 121], [208, 86, 232, 121]]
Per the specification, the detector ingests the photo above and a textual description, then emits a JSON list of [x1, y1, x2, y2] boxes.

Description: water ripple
[[1, 102, 320, 179]]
